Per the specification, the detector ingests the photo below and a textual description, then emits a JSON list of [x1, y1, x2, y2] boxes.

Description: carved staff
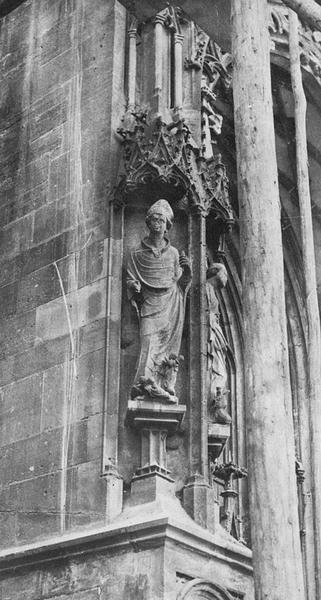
[[289, 9, 321, 597], [231, 0, 305, 598]]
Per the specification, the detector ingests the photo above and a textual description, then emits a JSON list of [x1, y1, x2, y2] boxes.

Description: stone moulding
[[0, 511, 253, 576]]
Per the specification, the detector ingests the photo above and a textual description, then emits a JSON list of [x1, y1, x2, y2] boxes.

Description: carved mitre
[[146, 199, 174, 228]]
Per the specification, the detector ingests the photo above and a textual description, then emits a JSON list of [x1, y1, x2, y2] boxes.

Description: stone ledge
[[0, 496, 252, 576], [125, 399, 186, 432]]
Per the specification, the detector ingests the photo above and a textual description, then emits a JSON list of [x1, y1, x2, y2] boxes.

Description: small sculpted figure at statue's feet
[[206, 260, 232, 424]]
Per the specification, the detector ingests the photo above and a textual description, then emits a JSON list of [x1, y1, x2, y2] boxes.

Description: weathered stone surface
[[33, 203, 58, 245], [17, 264, 65, 314], [78, 239, 108, 289], [0, 512, 254, 598], [66, 460, 107, 528], [17, 232, 70, 278], [67, 415, 103, 467], [78, 316, 106, 356], [0, 334, 70, 387], [49, 152, 70, 202], [39, 16, 73, 66], [27, 124, 65, 165], [31, 49, 75, 101], [0, 0, 113, 556], [0, 374, 42, 446], [0, 65, 26, 124], [41, 363, 66, 431], [35, 278, 107, 342], [1, 429, 63, 486], [0, 282, 18, 319], [0, 183, 48, 228], [0, 215, 34, 260], [0, 568, 43, 600], [14, 472, 61, 543], [183, 475, 217, 533]]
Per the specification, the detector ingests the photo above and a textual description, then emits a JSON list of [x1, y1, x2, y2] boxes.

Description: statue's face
[[147, 213, 167, 235], [215, 270, 227, 288]]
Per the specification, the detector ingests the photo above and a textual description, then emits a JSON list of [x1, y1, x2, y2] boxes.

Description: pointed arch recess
[[177, 578, 234, 600]]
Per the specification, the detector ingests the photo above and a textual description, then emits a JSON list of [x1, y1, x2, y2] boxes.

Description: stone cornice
[[0, 503, 253, 575]]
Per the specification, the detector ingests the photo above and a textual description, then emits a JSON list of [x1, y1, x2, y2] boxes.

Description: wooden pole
[[289, 10, 321, 597], [231, 1, 305, 598]]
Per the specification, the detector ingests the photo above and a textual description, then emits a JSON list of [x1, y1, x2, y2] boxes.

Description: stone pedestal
[[126, 399, 186, 433], [131, 466, 175, 504], [126, 399, 186, 503]]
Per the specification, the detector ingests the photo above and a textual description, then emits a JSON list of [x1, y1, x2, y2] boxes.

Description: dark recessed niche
[[0, 0, 26, 18]]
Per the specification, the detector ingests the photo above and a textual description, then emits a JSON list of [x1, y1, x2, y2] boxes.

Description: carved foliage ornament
[[200, 41, 232, 158], [203, 41, 233, 91], [184, 23, 209, 70]]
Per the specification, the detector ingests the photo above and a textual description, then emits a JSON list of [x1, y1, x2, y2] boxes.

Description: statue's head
[[207, 262, 228, 288], [146, 199, 174, 231]]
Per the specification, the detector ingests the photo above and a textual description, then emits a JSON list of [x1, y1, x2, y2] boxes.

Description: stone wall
[[0, 0, 126, 548]]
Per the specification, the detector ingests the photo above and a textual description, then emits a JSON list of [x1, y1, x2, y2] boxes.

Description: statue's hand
[[128, 280, 141, 294], [179, 252, 191, 273]]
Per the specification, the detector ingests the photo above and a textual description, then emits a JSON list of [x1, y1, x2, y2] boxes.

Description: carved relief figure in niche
[[206, 260, 231, 424], [127, 199, 192, 403]]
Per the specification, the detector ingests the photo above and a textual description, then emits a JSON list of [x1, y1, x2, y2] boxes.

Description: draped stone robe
[[127, 237, 188, 391], [206, 281, 228, 398]]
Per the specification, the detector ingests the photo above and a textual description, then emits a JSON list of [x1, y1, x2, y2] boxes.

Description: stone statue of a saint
[[127, 199, 192, 402], [206, 261, 231, 424]]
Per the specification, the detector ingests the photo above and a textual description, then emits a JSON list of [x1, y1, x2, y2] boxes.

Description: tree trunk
[[289, 10, 321, 597], [231, 1, 305, 599], [283, 0, 321, 32]]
